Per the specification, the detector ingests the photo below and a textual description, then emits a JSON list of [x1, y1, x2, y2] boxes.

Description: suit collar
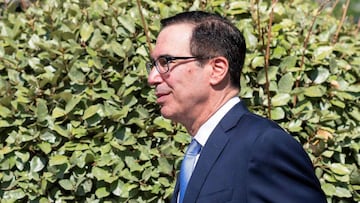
[[180, 101, 249, 202], [195, 97, 240, 147], [218, 101, 249, 132]]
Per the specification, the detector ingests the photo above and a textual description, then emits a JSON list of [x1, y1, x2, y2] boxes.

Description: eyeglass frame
[[146, 55, 212, 74]]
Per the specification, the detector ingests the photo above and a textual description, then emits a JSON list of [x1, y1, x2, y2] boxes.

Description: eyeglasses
[[146, 55, 209, 74]]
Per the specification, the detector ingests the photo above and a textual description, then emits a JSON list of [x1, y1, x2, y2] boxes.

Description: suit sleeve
[[247, 127, 326, 203]]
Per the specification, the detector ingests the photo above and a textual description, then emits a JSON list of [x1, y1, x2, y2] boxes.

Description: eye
[[157, 57, 169, 67]]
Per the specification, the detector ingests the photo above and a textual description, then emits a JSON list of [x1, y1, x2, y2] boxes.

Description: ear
[[208, 56, 229, 86]]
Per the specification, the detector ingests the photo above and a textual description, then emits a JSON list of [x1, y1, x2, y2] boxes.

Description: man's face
[[147, 23, 211, 124]]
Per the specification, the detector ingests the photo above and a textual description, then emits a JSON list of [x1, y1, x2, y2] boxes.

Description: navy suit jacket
[[171, 101, 326, 203]]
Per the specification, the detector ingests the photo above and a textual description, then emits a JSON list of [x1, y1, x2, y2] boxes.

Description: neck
[[183, 88, 239, 136]]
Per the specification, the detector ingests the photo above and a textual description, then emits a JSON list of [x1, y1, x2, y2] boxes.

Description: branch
[[293, 0, 330, 106], [264, 0, 277, 119], [256, 0, 262, 41], [354, 18, 360, 36], [330, 0, 340, 14], [136, 0, 152, 53], [332, 0, 350, 44]]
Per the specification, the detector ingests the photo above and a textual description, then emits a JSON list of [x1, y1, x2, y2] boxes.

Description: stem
[[136, 0, 152, 53], [330, 0, 340, 14], [256, 0, 262, 41], [20, 0, 31, 11], [293, 0, 330, 106], [264, 0, 277, 119], [354, 18, 360, 36], [332, 0, 350, 44]]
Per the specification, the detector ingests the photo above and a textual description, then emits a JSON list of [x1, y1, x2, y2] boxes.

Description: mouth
[[155, 92, 170, 104]]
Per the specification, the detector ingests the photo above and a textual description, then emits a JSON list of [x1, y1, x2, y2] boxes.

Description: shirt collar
[[194, 97, 240, 147]]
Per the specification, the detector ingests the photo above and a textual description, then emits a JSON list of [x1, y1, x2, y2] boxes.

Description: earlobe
[[209, 56, 229, 86]]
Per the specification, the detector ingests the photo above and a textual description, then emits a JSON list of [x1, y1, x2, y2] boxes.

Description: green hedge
[[0, 0, 359, 202]]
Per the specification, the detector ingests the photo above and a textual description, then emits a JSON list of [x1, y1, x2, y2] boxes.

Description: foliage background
[[0, 0, 359, 202]]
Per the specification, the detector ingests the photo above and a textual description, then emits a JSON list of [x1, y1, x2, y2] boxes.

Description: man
[[147, 11, 326, 203]]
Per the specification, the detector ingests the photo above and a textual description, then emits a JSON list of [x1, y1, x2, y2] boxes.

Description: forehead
[[152, 23, 194, 58]]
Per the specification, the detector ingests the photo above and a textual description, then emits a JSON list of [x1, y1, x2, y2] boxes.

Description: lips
[[155, 92, 168, 98], [155, 89, 171, 104]]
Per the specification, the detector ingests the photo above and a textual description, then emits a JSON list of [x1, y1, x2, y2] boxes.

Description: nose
[[147, 67, 163, 86]]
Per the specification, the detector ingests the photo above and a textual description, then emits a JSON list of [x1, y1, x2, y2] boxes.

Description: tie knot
[[186, 139, 201, 156]]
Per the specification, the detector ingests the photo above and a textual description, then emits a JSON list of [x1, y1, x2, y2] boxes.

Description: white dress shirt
[[177, 97, 240, 202], [193, 97, 240, 164]]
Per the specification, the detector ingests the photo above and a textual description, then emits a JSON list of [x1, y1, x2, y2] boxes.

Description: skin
[[147, 23, 239, 136]]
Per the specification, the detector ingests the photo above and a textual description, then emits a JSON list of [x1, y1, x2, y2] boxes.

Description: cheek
[[169, 66, 209, 97]]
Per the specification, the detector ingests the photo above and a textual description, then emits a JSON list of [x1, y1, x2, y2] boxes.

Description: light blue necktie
[[179, 139, 202, 203]]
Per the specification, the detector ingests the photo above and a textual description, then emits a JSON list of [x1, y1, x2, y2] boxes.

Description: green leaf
[[313, 46, 334, 61], [154, 117, 173, 131], [278, 72, 294, 93], [111, 181, 137, 198], [77, 179, 93, 195], [125, 156, 142, 172], [28, 57, 42, 70], [49, 155, 69, 166], [89, 29, 105, 49], [334, 186, 352, 198], [173, 131, 190, 144], [124, 74, 138, 87], [95, 187, 110, 198], [37, 142, 52, 154], [257, 66, 278, 84], [272, 45, 287, 59], [251, 56, 264, 68], [0, 120, 11, 127], [15, 151, 30, 170], [322, 183, 336, 196], [80, 22, 94, 42], [303, 85, 326, 97], [52, 107, 66, 118], [30, 156, 45, 172], [36, 98, 48, 122], [70, 151, 94, 168], [288, 119, 303, 132], [40, 131, 57, 143], [59, 179, 74, 191], [348, 106, 360, 121], [350, 169, 360, 185], [279, 56, 297, 71], [117, 16, 135, 33], [65, 95, 82, 113], [0, 105, 12, 118], [158, 157, 172, 175], [111, 41, 125, 57], [83, 104, 101, 120], [330, 99, 346, 108], [68, 66, 86, 84], [270, 107, 285, 120], [92, 166, 113, 183], [311, 67, 330, 84], [330, 163, 351, 175], [158, 177, 171, 187], [271, 93, 291, 106], [0, 146, 16, 156], [3, 189, 26, 200], [243, 28, 258, 49], [52, 124, 70, 138]]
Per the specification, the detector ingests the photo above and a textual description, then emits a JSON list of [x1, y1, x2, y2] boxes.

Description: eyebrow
[[152, 54, 172, 61]]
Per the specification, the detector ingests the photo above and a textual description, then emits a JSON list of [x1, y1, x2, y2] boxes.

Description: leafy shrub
[[0, 0, 359, 202]]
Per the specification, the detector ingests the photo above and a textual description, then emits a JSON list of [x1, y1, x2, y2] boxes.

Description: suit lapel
[[171, 179, 180, 203], [182, 102, 249, 202]]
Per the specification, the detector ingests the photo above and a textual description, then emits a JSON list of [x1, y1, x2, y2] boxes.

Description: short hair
[[160, 11, 246, 88]]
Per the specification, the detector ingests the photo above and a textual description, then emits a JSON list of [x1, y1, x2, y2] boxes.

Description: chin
[[160, 109, 172, 119], [160, 107, 176, 120]]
